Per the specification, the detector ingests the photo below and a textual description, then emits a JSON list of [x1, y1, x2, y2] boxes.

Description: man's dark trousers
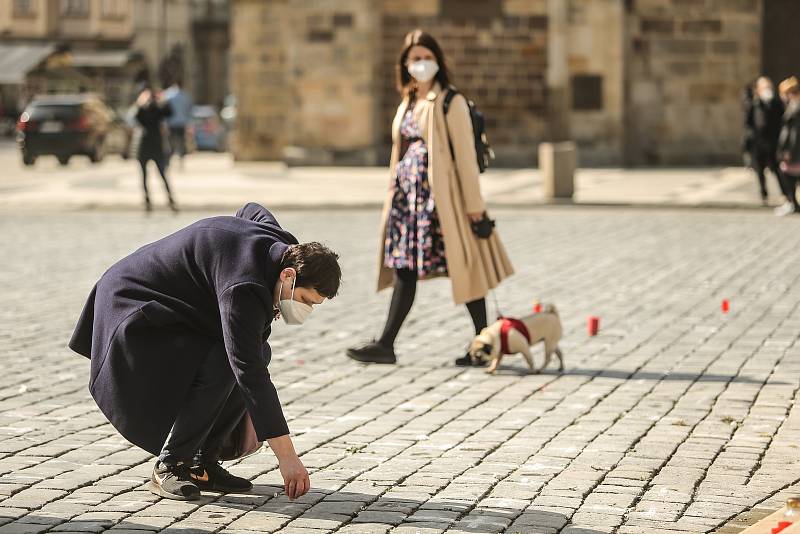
[[159, 343, 246, 465], [752, 145, 782, 200]]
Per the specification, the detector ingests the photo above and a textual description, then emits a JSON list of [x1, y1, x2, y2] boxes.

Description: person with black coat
[[69, 202, 341, 501], [135, 88, 178, 212], [744, 77, 785, 206], [777, 77, 800, 216]]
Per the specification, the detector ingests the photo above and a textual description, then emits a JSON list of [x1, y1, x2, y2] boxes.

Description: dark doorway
[[762, 0, 800, 84]]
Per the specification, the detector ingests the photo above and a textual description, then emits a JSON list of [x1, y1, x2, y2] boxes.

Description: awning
[[0, 43, 56, 85], [70, 50, 135, 69]]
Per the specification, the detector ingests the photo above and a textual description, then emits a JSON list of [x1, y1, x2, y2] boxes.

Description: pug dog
[[469, 303, 564, 374]]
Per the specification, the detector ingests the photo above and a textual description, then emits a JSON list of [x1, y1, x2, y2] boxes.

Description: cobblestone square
[[2, 207, 800, 533]]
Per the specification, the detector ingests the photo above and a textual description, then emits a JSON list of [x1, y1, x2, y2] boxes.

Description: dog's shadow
[[486, 365, 778, 384]]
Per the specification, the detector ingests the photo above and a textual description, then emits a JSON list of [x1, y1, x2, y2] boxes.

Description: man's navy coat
[[69, 203, 296, 455]]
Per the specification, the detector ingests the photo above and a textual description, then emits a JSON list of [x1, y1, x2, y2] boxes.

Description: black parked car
[[16, 94, 113, 166]]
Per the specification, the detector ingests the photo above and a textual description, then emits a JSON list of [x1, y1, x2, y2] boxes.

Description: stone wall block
[[681, 19, 723, 34], [641, 18, 675, 34]]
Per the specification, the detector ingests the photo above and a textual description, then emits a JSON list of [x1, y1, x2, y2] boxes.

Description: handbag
[[218, 412, 263, 461], [781, 160, 800, 177]]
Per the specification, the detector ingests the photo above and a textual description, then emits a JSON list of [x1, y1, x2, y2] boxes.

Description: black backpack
[[443, 87, 495, 173]]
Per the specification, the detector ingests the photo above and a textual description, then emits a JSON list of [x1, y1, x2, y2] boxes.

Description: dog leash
[[490, 288, 504, 320]]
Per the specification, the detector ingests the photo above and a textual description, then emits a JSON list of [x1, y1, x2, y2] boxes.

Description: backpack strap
[[443, 86, 458, 115], [442, 86, 458, 162]]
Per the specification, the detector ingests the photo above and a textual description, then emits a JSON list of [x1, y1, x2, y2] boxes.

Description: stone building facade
[[0, 0, 231, 111], [231, 0, 796, 166]]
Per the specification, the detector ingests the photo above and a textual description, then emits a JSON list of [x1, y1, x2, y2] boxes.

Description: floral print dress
[[384, 101, 448, 276]]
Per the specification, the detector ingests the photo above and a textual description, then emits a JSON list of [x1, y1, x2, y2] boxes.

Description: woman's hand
[[467, 212, 483, 223], [268, 435, 310, 500]]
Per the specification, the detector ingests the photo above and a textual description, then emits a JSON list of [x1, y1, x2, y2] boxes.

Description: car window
[[27, 104, 81, 121]]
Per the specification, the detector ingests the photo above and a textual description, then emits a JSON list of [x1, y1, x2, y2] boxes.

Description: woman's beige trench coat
[[376, 83, 514, 304]]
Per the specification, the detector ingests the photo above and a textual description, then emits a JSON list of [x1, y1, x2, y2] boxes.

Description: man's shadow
[[9, 485, 608, 533]]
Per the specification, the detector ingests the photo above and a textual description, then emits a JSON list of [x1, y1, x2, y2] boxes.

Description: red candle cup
[[534, 303, 542, 313], [721, 299, 730, 313], [588, 316, 600, 336]]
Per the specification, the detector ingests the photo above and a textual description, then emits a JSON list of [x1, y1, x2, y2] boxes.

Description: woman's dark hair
[[396, 29, 452, 96], [280, 242, 341, 298]]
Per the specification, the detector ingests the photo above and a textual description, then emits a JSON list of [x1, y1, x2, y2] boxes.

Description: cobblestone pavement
[[2, 207, 800, 534]]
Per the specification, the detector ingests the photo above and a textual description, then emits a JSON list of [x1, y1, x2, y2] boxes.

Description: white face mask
[[760, 90, 774, 102], [408, 60, 439, 83], [277, 273, 313, 326]]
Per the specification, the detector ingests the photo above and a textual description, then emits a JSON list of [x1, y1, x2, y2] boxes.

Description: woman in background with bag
[[346, 29, 513, 366], [777, 76, 800, 215]]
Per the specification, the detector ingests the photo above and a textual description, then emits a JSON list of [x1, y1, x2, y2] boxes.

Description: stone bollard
[[539, 141, 577, 201]]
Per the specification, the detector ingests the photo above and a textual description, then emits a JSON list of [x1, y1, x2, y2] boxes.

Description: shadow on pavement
[[490, 366, 781, 384], [1, 486, 610, 533]]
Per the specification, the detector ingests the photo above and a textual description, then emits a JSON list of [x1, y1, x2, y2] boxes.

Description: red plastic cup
[[534, 303, 542, 313], [721, 299, 730, 313], [588, 316, 600, 336]]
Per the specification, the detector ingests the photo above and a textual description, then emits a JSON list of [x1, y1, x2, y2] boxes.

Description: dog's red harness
[[500, 318, 531, 355]]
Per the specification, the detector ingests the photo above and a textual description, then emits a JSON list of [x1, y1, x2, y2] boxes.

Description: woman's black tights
[[377, 268, 487, 348], [140, 157, 175, 206]]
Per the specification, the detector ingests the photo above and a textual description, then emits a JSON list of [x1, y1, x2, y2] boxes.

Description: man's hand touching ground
[[267, 435, 310, 500], [278, 454, 309, 499]]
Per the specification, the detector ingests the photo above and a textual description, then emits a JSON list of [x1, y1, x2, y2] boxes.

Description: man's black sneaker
[[455, 352, 488, 367], [190, 462, 252, 493], [147, 461, 200, 501], [346, 341, 397, 364]]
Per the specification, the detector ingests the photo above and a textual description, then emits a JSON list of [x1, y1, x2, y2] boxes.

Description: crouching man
[[68, 202, 341, 501]]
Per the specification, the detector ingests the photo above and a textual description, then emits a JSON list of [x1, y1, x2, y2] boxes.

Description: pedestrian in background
[[346, 29, 513, 366], [743, 77, 784, 207], [777, 76, 800, 216], [135, 88, 178, 213], [164, 80, 193, 171]]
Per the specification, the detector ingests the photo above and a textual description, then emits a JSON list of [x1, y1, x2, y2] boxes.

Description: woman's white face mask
[[408, 60, 439, 83], [278, 273, 313, 326]]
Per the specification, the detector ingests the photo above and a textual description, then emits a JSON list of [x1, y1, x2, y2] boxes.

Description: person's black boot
[[147, 461, 200, 500], [190, 461, 252, 493], [346, 341, 396, 364]]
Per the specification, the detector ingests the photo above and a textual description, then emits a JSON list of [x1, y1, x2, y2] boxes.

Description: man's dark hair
[[280, 242, 341, 298]]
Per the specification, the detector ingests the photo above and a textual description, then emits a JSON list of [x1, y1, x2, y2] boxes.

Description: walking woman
[[135, 88, 178, 212], [777, 76, 800, 215], [743, 77, 784, 207], [347, 29, 513, 366]]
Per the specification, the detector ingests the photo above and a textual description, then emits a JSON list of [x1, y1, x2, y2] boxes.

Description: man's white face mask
[[408, 59, 439, 83], [278, 272, 312, 326]]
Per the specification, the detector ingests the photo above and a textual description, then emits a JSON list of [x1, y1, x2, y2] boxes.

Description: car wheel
[[22, 153, 35, 166], [58, 155, 70, 166]]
